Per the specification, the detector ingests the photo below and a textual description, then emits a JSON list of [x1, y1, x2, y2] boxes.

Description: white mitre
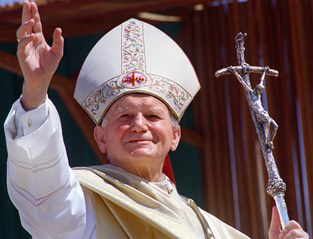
[[74, 18, 200, 125]]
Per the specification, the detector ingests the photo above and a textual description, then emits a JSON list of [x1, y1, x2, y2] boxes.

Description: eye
[[119, 114, 132, 121], [146, 114, 161, 121]]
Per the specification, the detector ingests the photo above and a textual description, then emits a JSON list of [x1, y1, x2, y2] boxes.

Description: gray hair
[[169, 111, 180, 130]]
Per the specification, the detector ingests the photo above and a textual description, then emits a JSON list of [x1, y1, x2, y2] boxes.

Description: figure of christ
[[230, 65, 278, 149]]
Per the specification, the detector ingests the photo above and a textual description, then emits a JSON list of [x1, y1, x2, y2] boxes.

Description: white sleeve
[[4, 98, 96, 239], [13, 96, 49, 138]]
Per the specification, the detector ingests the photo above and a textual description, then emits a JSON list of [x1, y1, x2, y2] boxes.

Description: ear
[[94, 125, 107, 154], [170, 125, 181, 151]]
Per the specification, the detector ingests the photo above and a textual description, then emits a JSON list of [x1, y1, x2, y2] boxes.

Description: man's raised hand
[[17, 0, 64, 111]]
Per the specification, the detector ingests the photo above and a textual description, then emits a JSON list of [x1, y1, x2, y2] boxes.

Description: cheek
[[107, 124, 129, 141], [154, 125, 173, 143]]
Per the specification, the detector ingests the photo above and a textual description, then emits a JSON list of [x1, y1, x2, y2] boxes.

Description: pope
[[4, 1, 309, 238]]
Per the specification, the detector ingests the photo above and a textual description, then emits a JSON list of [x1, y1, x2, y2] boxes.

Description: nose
[[130, 114, 148, 132]]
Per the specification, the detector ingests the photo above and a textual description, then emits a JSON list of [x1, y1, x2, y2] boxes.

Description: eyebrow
[[148, 108, 164, 115], [111, 106, 130, 117], [111, 105, 166, 117]]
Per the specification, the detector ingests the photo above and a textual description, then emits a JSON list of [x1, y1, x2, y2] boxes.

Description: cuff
[[15, 96, 49, 138]]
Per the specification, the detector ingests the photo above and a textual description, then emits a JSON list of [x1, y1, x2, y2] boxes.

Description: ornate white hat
[[74, 18, 200, 125]]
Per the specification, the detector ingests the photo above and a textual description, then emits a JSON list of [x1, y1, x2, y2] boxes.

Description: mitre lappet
[[74, 18, 201, 125]]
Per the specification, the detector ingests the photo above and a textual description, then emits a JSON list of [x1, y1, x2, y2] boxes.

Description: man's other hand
[[269, 206, 309, 239]]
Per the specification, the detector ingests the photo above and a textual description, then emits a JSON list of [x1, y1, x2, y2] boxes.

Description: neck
[[109, 160, 165, 182]]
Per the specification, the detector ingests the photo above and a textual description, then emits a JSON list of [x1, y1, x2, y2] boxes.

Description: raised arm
[[4, 2, 96, 238], [258, 66, 269, 88], [229, 66, 253, 93], [16, 0, 63, 110]]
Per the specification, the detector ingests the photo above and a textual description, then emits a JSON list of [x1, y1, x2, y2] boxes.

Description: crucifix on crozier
[[229, 64, 278, 150]]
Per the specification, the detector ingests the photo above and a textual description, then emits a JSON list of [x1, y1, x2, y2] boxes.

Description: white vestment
[[4, 98, 250, 239]]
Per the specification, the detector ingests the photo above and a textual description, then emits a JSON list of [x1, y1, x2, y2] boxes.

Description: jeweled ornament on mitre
[[118, 72, 151, 88]]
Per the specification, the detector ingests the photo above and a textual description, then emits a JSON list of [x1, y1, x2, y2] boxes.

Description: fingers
[[17, 33, 35, 52], [16, 19, 43, 48], [269, 206, 281, 239], [280, 220, 309, 239], [269, 207, 309, 239], [51, 28, 64, 59], [21, 1, 42, 33], [30, 1, 42, 33], [19, 0, 42, 45], [16, 19, 34, 40], [21, 0, 31, 24]]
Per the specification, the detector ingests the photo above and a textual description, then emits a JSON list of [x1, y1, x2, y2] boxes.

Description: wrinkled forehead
[[106, 93, 170, 115]]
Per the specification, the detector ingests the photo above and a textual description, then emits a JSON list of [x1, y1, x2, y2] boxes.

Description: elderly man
[[4, 1, 308, 238]]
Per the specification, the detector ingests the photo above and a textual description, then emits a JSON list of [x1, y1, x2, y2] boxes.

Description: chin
[[129, 150, 155, 159]]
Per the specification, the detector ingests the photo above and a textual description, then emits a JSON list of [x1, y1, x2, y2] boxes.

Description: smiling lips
[[125, 134, 155, 144], [125, 135, 156, 145], [127, 139, 153, 143]]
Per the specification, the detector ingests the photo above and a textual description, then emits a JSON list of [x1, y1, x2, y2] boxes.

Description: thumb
[[51, 27, 64, 59], [269, 206, 281, 239]]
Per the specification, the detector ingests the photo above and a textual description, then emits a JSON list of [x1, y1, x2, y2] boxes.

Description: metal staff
[[215, 32, 289, 228]]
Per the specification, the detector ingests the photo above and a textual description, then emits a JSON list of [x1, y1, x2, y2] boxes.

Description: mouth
[[125, 134, 155, 144], [127, 139, 151, 143], [125, 137, 156, 145]]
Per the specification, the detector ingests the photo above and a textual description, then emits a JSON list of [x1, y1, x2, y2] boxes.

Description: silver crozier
[[215, 32, 289, 228]]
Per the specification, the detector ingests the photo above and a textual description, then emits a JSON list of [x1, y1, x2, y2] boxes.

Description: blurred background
[[0, 0, 312, 238]]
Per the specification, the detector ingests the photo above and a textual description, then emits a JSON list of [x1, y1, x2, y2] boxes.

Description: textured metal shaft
[[274, 194, 290, 228]]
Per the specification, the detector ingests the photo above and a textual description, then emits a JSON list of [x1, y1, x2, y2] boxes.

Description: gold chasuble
[[74, 165, 250, 239]]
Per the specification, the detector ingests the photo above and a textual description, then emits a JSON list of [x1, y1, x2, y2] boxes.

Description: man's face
[[94, 94, 181, 173]]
